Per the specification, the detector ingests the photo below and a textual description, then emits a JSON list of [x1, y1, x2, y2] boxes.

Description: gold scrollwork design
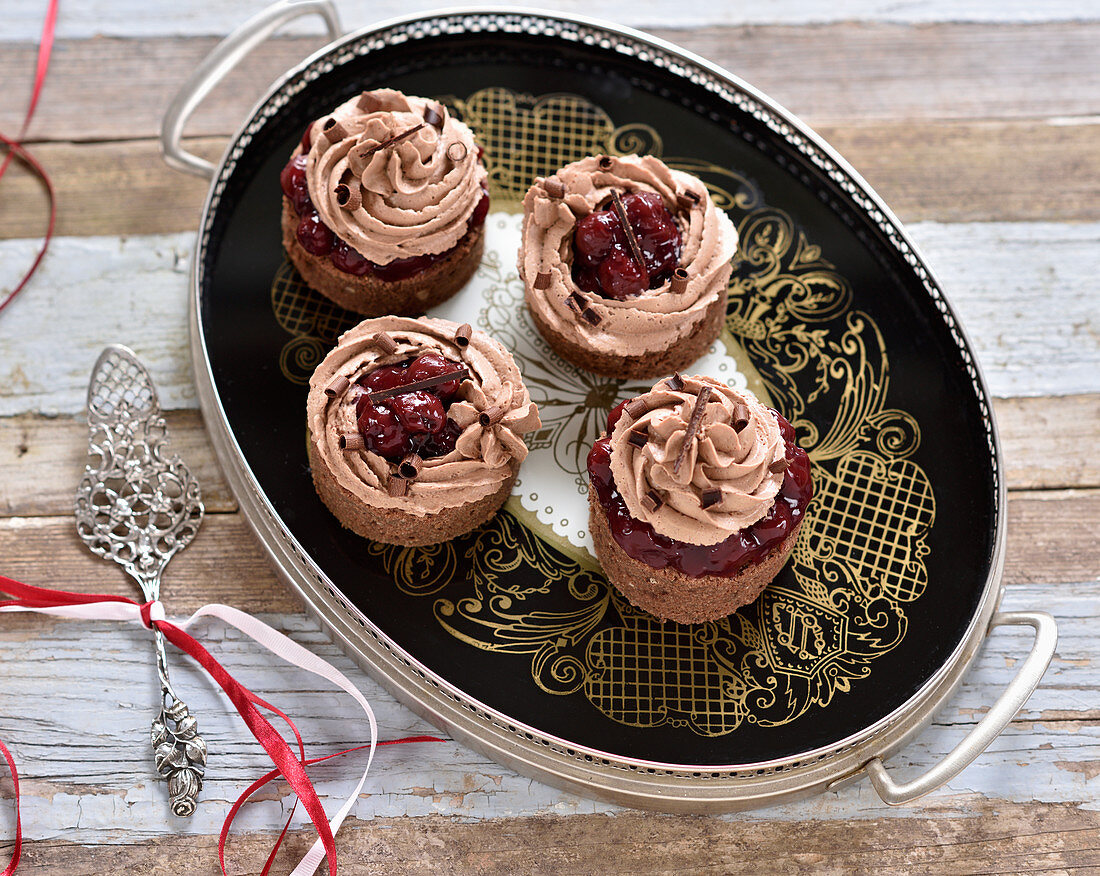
[[609, 122, 664, 158]]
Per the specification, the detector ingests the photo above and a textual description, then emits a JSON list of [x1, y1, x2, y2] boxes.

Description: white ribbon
[[0, 599, 377, 876]]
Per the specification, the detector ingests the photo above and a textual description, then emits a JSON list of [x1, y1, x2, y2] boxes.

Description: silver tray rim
[[185, 6, 1008, 811]]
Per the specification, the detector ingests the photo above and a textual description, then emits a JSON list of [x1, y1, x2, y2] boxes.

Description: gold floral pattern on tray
[[270, 87, 936, 736]]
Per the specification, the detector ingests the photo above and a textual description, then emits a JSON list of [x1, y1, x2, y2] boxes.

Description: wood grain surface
[[1, 5, 1098, 874]]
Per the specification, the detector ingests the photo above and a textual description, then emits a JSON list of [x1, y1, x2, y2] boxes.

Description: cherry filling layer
[[280, 124, 489, 279], [353, 353, 466, 461], [587, 399, 813, 578], [572, 191, 683, 300]]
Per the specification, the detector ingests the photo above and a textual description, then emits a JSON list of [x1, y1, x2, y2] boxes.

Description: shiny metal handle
[[867, 610, 1057, 805], [160, 0, 342, 178]]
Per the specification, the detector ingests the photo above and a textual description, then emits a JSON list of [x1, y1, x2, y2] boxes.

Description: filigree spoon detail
[[73, 345, 207, 815]]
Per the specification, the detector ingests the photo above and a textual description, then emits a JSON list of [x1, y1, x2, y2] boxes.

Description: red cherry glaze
[[406, 352, 464, 401], [469, 186, 491, 228], [330, 241, 373, 276], [280, 153, 313, 216], [369, 252, 437, 282], [357, 402, 411, 459], [389, 391, 446, 435], [571, 191, 683, 299], [418, 417, 462, 456], [301, 123, 313, 152], [587, 407, 812, 578], [357, 364, 411, 397], [296, 211, 335, 256]]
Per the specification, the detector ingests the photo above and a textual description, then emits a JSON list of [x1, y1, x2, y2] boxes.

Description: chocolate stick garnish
[[339, 433, 364, 451], [731, 403, 750, 433], [387, 476, 409, 497], [581, 307, 602, 326], [676, 190, 701, 211], [479, 406, 505, 427], [627, 428, 648, 448], [399, 453, 423, 479], [360, 123, 426, 159], [700, 488, 722, 509], [367, 365, 470, 404], [543, 176, 565, 199], [533, 270, 552, 290], [598, 156, 613, 170], [672, 384, 712, 476], [447, 142, 468, 162], [335, 183, 362, 211], [610, 189, 646, 271], [372, 331, 399, 354], [321, 118, 349, 143], [623, 398, 648, 420], [641, 490, 663, 513], [423, 103, 444, 128], [769, 457, 790, 474], [324, 374, 350, 398], [454, 323, 473, 347], [666, 372, 684, 392], [669, 268, 689, 294]]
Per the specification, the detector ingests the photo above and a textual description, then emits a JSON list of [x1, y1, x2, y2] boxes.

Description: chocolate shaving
[[565, 295, 582, 315], [339, 433, 364, 451], [454, 323, 473, 347], [321, 117, 348, 143], [423, 103, 444, 128], [731, 403, 750, 433], [627, 428, 648, 448], [610, 189, 646, 271], [359, 123, 425, 159], [387, 476, 409, 497], [669, 267, 689, 294], [598, 155, 613, 170], [624, 398, 648, 420], [324, 374, 350, 398], [769, 457, 790, 474], [672, 384, 712, 476], [666, 372, 685, 392], [447, 142, 468, 162], [641, 490, 663, 513], [372, 331, 399, 354], [543, 177, 565, 199], [335, 183, 361, 211], [700, 488, 722, 509], [399, 453, 423, 479], [357, 91, 383, 113], [581, 307, 602, 326], [367, 365, 470, 403], [479, 405, 504, 427], [676, 190, 701, 211], [533, 270, 552, 290]]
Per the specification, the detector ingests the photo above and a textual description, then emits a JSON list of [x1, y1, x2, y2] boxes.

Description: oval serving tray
[[169, 4, 1055, 811]]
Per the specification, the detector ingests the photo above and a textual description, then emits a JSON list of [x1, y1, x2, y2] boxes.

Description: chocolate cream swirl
[[520, 155, 738, 355], [308, 317, 541, 515], [307, 89, 487, 265], [608, 376, 786, 545]]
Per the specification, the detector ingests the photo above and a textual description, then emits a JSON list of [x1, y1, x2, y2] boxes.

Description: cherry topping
[[301, 122, 313, 152], [358, 364, 410, 397], [418, 418, 463, 456], [296, 211, 334, 256], [357, 402, 411, 459], [406, 352, 464, 401], [390, 391, 447, 435], [370, 252, 437, 282], [469, 186, 491, 228], [330, 241, 372, 276], [280, 153, 313, 216], [572, 191, 683, 299]]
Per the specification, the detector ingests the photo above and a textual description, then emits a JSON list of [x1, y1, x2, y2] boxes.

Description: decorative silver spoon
[[73, 345, 207, 815]]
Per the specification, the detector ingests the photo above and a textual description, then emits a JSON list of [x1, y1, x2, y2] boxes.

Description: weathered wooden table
[[2, 1, 1098, 871]]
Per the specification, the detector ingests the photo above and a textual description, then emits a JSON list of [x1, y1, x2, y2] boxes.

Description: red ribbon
[[0, 576, 442, 875], [0, 0, 58, 318]]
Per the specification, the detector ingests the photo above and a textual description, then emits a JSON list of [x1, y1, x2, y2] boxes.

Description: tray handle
[[160, 0, 342, 178], [866, 610, 1057, 805]]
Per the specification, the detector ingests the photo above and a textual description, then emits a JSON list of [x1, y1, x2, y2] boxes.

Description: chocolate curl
[[338, 433, 364, 451], [453, 323, 473, 347], [321, 117, 348, 143], [423, 103, 444, 129], [357, 91, 383, 113], [324, 375, 350, 398], [700, 488, 722, 509], [731, 403, 750, 433], [624, 398, 648, 420], [334, 183, 362, 211], [533, 270, 552, 290], [598, 156, 613, 170], [566, 291, 586, 314], [367, 366, 470, 403], [666, 372, 685, 392], [581, 307, 602, 326], [478, 406, 505, 427], [676, 190, 701, 211], [769, 457, 790, 474], [372, 331, 399, 354], [672, 384, 712, 476], [543, 176, 565, 199], [627, 428, 648, 448], [387, 476, 409, 497], [399, 453, 423, 479], [641, 490, 663, 513], [669, 268, 689, 294], [610, 189, 646, 271], [446, 142, 468, 162]]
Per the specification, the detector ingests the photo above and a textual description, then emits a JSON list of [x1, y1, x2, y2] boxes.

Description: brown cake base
[[588, 491, 801, 624], [282, 198, 485, 317], [309, 439, 515, 546], [527, 289, 727, 380]]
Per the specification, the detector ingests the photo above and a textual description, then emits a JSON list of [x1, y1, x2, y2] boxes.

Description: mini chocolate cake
[[519, 155, 738, 379], [307, 317, 541, 546], [586, 375, 813, 623], [281, 89, 489, 316]]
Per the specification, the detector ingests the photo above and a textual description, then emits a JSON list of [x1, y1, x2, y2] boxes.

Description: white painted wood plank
[[0, 582, 1093, 842], [1, 222, 1097, 416], [5, 0, 1100, 42]]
